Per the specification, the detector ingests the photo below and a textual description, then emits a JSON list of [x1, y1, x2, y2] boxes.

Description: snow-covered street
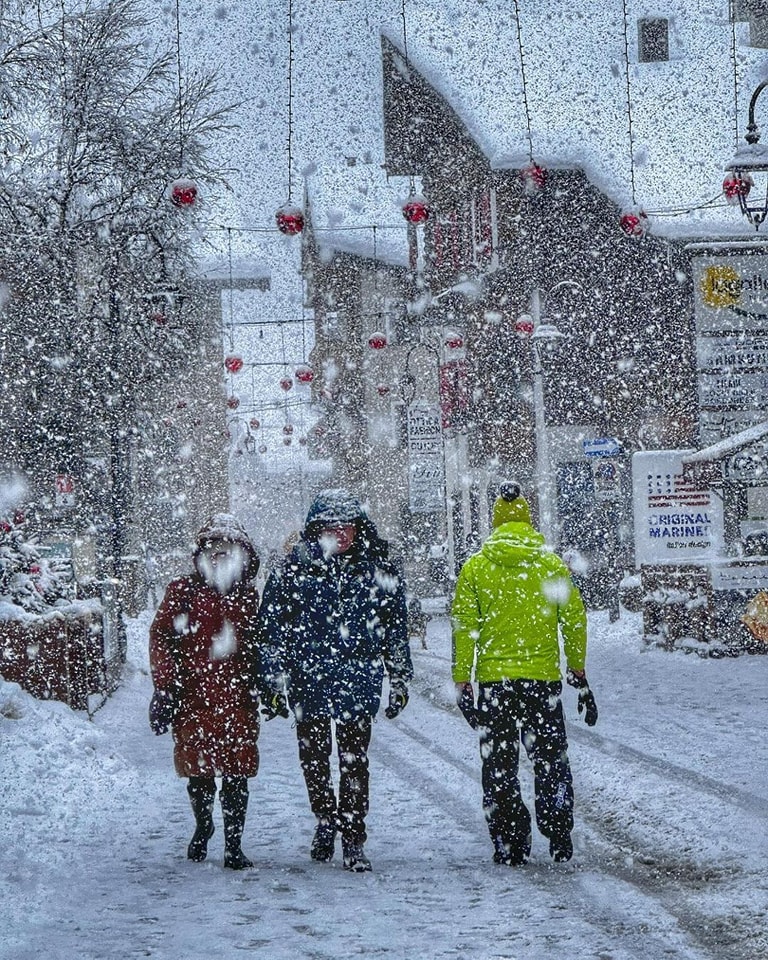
[[2, 609, 767, 960]]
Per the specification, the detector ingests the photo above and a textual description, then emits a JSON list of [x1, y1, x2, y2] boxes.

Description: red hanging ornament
[[279, 376, 293, 391], [520, 163, 547, 195], [402, 195, 430, 224], [299, 436, 307, 446], [723, 172, 753, 205], [276, 204, 305, 235], [283, 424, 294, 435], [514, 316, 534, 337], [170, 178, 198, 207], [225, 355, 244, 374], [376, 384, 391, 396], [619, 209, 649, 238], [368, 331, 387, 350], [226, 395, 240, 410], [295, 365, 314, 384], [444, 331, 464, 349], [283, 436, 293, 446], [249, 417, 260, 430], [151, 311, 168, 326]]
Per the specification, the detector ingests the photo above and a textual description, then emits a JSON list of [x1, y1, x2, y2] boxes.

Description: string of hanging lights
[[618, 0, 648, 238], [275, 0, 305, 235], [397, 0, 430, 226], [511, 0, 546, 195], [721, 8, 755, 214], [169, 0, 198, 208]]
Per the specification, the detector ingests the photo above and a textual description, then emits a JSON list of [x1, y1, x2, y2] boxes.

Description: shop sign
[[407, 402, 444, 513], [632, 449, 724, 567]]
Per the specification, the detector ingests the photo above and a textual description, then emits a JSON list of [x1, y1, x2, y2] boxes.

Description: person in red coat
[[149, 514, 278, 869]]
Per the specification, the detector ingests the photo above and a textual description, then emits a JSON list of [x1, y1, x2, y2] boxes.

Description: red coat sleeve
[[149, 578, 190, 692]]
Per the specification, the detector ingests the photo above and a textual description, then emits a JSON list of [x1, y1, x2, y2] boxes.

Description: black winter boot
[[492, 830, 531, 866], [187, 777, 216, 862], [310, 817, 337, 862], [342, 837, 372, 873], [549, 831, 573, 863], [220, 776, 254, 870]]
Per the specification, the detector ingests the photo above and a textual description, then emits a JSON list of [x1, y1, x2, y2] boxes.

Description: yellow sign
[[700, 265, 742, 308]]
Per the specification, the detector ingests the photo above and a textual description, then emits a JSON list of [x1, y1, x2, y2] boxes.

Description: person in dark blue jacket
[[259, 489, 413, 872]]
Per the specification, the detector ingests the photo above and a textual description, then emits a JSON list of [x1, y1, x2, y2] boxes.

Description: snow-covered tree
[[0, 0, 231, 576], [0, 513, 70, 613]]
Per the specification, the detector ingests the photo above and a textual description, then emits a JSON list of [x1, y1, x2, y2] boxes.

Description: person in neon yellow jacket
[[452, 481, 598, 866]]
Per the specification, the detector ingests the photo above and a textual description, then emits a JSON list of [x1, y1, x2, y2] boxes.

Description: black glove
[[384, 682, 409, 719], [149, 689, 175, 736], [566, 669, 598, 726], [260, 691, 289, 721], [577, 689, 598, 726], [455, 682, 478, 729]]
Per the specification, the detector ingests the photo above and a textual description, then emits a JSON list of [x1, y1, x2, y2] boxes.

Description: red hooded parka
[[149, 515, 262, 778]]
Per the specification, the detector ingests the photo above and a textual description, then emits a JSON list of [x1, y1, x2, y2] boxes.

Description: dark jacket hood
[[302, 489, 388, 565]]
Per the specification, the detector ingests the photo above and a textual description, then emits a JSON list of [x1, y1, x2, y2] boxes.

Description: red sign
[[55, 475, 75, 508], [439, 360, 469, 430]]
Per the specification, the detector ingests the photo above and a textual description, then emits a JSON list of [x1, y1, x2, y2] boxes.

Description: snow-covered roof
[[154, 0, 768, 267]]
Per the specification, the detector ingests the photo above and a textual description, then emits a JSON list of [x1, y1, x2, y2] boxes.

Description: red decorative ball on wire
[[249, 417, 260, 429], [444, 331, 464, 349], [723, 172, 753, 205], [226, 396, 240, 410], [377, 384, 391, 396], [402, 195, 430, 224], [276, 204, 305, 235], [225, 355, 244, 374], [279, 376, 293, 391], [514, 316, 534, 337], [520, 163, 547, 195], [295, 365, 314, 384], [170, 178, 198, 207], [619, 209, 649, 238], [368, 332, 388, 350]]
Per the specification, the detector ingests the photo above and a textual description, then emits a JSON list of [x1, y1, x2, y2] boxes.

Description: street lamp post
[[525, 281, 583, 546], [725, 79, 768, 230]]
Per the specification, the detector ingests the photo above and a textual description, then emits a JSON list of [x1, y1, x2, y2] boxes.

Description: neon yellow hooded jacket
[[451, 521, 587, 683]]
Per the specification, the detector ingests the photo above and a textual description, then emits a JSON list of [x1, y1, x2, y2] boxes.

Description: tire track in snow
[[379, 696, 762, 960]]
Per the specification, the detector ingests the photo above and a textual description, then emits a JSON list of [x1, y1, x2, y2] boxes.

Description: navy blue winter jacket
[[259, 524, 413, 721]]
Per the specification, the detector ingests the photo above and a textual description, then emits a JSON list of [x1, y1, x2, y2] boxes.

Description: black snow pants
[[478, 679, 574, 857], [296, 715, 372, 844]]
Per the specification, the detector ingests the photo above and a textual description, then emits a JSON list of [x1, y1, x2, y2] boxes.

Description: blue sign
[[583, 437, 622, 458]]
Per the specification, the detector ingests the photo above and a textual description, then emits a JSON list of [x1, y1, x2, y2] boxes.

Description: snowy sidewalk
[[1, 609, 767, 959]]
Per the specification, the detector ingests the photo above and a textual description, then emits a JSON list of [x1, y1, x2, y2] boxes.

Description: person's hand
[[149, 689, 175, 735], [566, 669, 598, 726], [260, 691, 289, 721], [566, 668, 588, 689], [455, 681, 478, 729], [384, 681, 409, 719]]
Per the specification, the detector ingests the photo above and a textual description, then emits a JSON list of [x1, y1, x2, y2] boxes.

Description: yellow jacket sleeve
[[451, 558, 480, 682], [558, 577, 588, 672]]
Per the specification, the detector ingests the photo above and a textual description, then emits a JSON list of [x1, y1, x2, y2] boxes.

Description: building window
[[638, 18, 669, 62]]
